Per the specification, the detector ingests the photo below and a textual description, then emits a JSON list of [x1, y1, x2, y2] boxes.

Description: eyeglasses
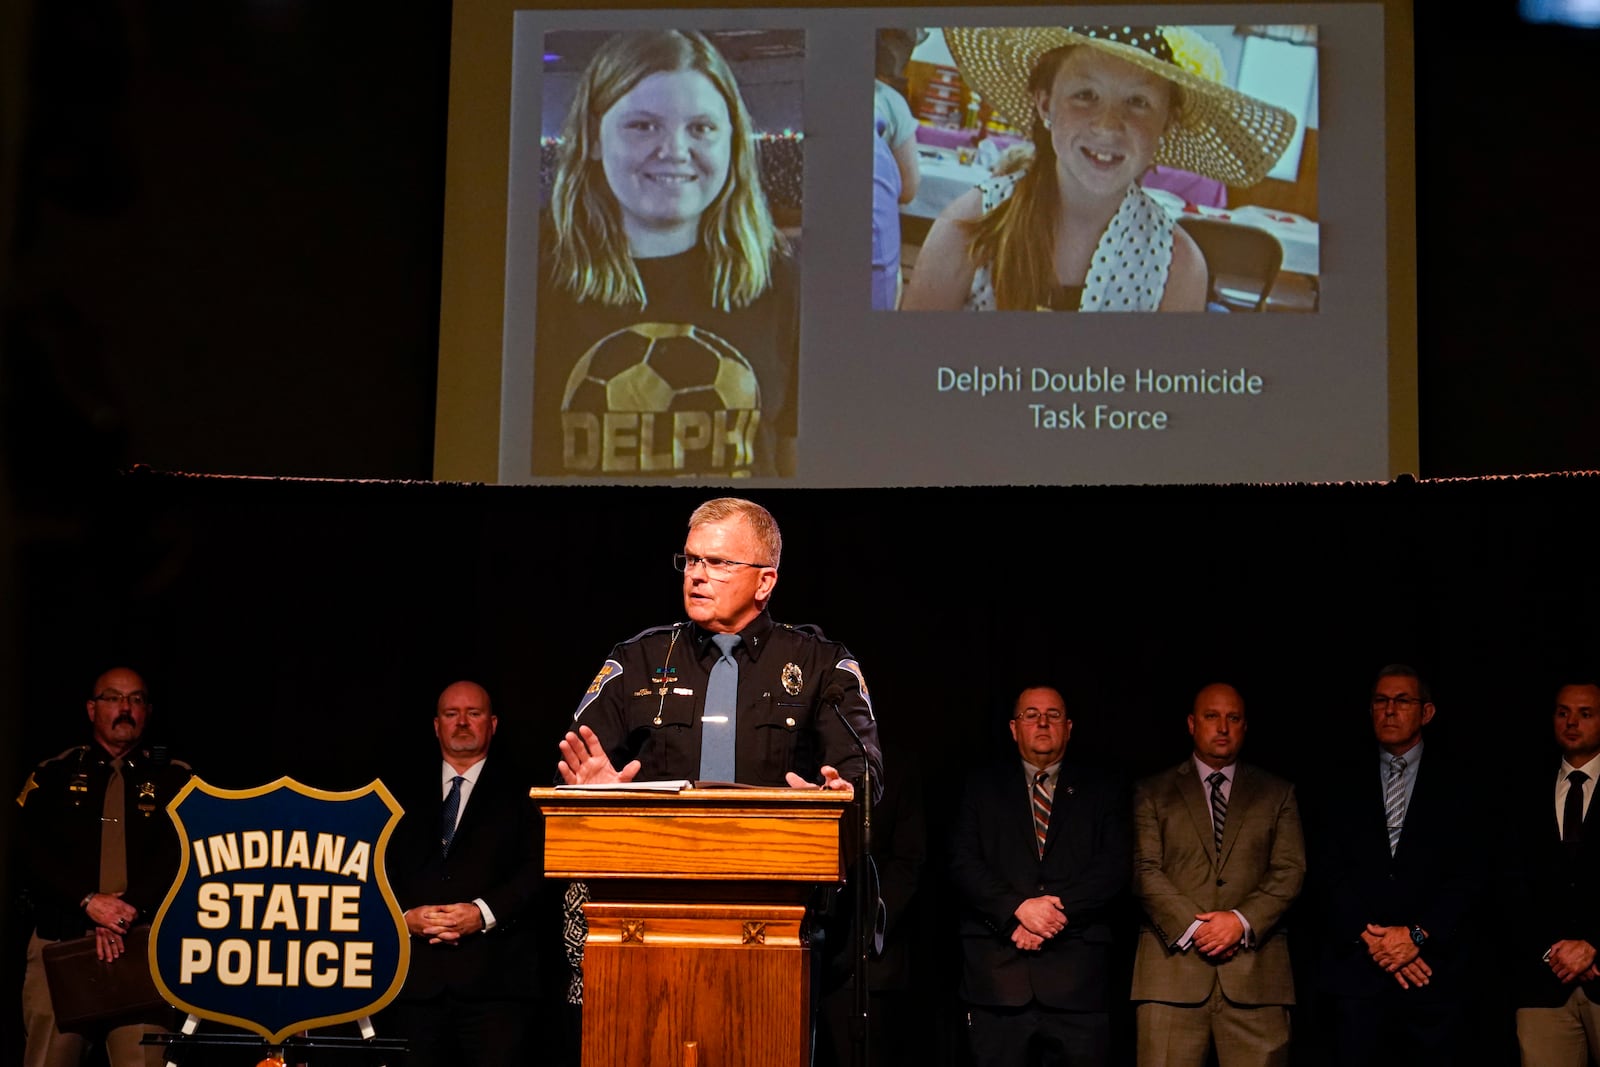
[[1370, 695, 1422, 711], [1014, 709, 1067, 724], [672, 553, 770, 580], [94, 691, 149, 708]]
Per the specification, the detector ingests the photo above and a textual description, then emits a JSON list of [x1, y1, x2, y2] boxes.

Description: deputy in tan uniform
[[16, 666, 191, 1067]]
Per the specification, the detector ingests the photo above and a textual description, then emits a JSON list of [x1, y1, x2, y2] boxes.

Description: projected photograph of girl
[[532, 29, 803, 479], [897, 25, 1318, 313]]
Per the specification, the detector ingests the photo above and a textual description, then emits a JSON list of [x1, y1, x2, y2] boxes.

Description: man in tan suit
[[1131, 683, 1305, 1067]]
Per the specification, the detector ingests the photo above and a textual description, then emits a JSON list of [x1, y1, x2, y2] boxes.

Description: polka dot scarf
[[965, 171, 1175, 312]]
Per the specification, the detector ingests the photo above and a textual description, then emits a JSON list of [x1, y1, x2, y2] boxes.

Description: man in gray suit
[[1131, 682, 1305, 1067]]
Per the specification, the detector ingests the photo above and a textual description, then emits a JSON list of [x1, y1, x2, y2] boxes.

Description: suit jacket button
[[1216, 879, 1225, 887]]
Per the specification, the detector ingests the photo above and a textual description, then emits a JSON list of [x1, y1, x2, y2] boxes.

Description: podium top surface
[[530, 785, 852, 809], [528, 786, 849, 882]]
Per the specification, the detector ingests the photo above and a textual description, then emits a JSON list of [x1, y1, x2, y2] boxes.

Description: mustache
[[113, 712, 137, 726]]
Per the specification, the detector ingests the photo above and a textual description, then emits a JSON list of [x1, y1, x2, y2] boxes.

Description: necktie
[[1564, 770, 1589, 846], [1207, 771, 1228, 857], [100, 760, 127, 893], [699, 633, 742, 783], [1384, 755, 1408, 855], [1032, 770, 1052, 858], [440, 774, 465, 858]]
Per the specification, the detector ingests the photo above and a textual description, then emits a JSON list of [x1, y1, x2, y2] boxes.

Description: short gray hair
[[688, 497, 782, 568], [1373, 663, 1432, 704]]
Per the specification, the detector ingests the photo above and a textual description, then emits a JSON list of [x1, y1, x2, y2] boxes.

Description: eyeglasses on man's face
[[1014, 709, 1066, 724], [94, 691, 149, 708], [672, 553, 770, 580], [1370, 695, 1421, 711]]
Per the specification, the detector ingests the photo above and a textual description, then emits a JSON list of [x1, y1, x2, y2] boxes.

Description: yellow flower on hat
[[1160, 26, 1227, 84]]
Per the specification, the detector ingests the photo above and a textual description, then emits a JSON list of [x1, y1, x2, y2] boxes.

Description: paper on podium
[[552, 779, 693, 793]]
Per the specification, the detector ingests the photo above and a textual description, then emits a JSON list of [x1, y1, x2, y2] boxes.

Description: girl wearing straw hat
[[900, 26, 1295, 313]]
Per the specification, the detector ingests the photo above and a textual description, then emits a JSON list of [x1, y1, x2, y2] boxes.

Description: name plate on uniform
[[148, 777, 409, 1043]]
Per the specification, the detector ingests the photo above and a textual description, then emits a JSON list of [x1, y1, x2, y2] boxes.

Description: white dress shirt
[[441, 757, 497, 930], [1555, 750, 1600, 835]]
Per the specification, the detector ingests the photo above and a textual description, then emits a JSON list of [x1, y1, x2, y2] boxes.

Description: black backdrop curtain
[[8, 467, 1595, 1063]]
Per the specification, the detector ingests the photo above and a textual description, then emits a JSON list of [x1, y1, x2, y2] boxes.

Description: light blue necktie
[[441, 774, 465, 857], [699, 633, 742, 782]]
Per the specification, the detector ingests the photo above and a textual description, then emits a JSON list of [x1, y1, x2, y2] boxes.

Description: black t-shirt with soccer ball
[[533, 243, 799, 478]]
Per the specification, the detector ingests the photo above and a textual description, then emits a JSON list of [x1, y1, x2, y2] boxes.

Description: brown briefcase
[[41, 926, 170, 1032]]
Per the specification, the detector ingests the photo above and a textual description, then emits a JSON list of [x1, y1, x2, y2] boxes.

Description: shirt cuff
[[474, 898, 497, 931], [1175, 918, 1205, 950], [1233, 910, 1254, 947]]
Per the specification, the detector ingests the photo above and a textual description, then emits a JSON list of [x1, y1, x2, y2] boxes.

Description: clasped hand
[[1546, 939, 1599, 984], [405, 903, 484, 945], [85, 892, 138, 962], [1012, 896, 1066, 950], [1362, 924, 1431, 988], [1191, 911, 1245, 960]]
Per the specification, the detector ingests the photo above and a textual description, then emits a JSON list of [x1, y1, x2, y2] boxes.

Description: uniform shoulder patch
[[15, 772, 37, 807], [575, 659, 625, 720], [836, 659, 874, 720]]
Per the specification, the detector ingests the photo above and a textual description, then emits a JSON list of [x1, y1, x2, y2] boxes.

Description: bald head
[[434, 680, 496, 773], [1188, 683, 1246, 771]]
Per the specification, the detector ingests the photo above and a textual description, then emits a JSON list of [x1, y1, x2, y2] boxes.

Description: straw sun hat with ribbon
[[944, 25, 1297, 188]]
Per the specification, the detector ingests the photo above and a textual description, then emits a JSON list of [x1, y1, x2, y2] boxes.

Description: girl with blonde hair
[[534, 30, 799, 478]]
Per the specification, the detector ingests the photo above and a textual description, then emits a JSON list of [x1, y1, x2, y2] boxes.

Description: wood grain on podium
[[585, 902, 810, 1066], [533, 787, 845, 882], [529, 787, 848, 1066]]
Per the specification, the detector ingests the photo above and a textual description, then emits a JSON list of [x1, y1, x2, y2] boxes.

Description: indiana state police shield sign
[[149, 777, 409, 1043]]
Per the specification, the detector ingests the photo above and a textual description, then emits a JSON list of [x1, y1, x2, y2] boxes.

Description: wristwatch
[[1408, 924, 1428, 947]]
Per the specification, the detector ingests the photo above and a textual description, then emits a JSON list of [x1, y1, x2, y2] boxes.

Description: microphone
[[822, 683, 866, 752], [821, 681, 876, 1067]]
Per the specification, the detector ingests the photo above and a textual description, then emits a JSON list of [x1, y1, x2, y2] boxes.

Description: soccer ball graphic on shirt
[[559, 321, 762, 475]]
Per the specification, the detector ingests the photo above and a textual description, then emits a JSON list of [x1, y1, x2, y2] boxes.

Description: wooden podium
[[529, 786, 850, 1067]]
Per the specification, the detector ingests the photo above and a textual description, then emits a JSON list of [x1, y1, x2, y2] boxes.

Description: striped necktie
[[1384, 755, 1408, 855], [1032, 770, 1052, 858], [441, 774, 465, 858], [1207, 770, 1227, 857]]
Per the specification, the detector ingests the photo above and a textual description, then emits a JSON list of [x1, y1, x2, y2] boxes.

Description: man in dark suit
[[1308, 664, 1482, 1066], [1508, 679, 1600, 1064], [949, 685, 1131, 1066], [381, 680, 547, 1067], [1131, 682, 1305, 1067]]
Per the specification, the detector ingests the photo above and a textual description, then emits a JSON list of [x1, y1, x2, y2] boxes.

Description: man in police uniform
[[557, 497, 882, 794], [16, 666, 191, 1067]]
